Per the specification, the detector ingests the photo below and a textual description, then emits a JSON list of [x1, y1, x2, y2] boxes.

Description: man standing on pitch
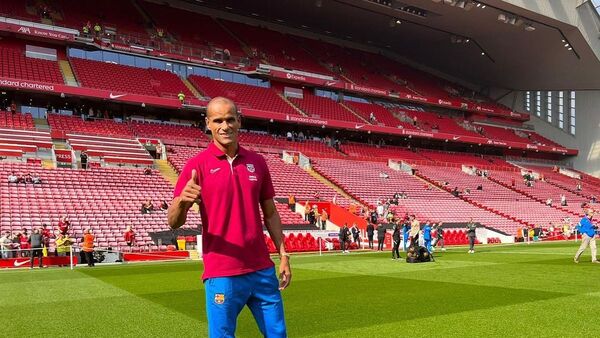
[[168, 97, 290, 337], [467, 218, 477, 254], [574, 209, 599, 263]]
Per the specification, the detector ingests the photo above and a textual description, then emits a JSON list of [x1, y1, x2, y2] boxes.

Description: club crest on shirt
[[214, 293, 225, 304], [246, 164, 255, 173]]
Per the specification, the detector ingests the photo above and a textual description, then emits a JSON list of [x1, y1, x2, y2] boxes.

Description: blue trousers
[[204, 266, 287, 337], [424, 239, 432, 253]]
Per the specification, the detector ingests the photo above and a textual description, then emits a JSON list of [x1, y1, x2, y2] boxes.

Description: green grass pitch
[[1, 241, 599, 337]]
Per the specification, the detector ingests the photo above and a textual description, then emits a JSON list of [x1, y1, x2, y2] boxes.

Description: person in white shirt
[[7, 172, 18, 183]]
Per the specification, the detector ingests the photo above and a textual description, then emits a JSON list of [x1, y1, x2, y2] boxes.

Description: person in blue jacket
[[574, 209, 599, 263], [423, 221, 432, 253]]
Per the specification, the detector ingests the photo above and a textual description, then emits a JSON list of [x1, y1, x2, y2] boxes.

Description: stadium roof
[[174, 0, 600, 91]]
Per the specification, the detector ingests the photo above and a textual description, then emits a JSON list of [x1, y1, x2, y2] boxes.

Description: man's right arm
[[167, 198, 193, 229], [168, 169, 200, 229]]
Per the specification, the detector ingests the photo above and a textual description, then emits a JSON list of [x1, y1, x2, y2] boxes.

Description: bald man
[[168, 97, 290, 337]]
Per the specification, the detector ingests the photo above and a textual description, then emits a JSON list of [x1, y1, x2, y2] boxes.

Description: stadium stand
[[288, 93, 364, 122], [139, 2, 247, 58], [223, 21, 331, 75], [0, 162, 200, 250], [188, 75, 300, 116], [48, 113, 133, 138], [416, 165, 574, 228], [311, 157, 523, 233], [0, 44, 64, 84], [0, 111, 35, 130]]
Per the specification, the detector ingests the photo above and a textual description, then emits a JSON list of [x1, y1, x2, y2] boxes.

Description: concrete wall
[[494, 88, 600, 177]]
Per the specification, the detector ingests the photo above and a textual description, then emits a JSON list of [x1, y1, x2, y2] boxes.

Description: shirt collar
[[207, 142, 246, 159]]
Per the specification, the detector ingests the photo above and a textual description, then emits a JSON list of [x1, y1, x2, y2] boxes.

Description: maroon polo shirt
[[173, 143, 275, 280]]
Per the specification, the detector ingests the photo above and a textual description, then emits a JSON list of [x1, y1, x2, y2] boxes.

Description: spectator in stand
[[376, 202, 384, 217], [377, 223, 386, 251], [156, 144, 162, 160], [58, 216, 70, 235], [369, 112, 376, 123], [313, 190, 321, 201], [82, 23, 90, 37], [288, 194, 296, 212], [16, 174, 26, 184], [141, 200, 154, 214], [80, 151, 88, 169], [25, 173, 33, 184], [576, 182, 582, 191], [561, 194, 568, 206], [10, 102, 16, 113], [161, 200, 169, 211], [0, 232, 11, 259], [7, 172, 17, 183], [366, 222, 374, 249], [178, 91, 186, 104], [93, 23, 102, 38], [82, 229, 95, 267], [124, 226, 136, 252], [286, 131, 293, 141], [351, 223, 360, 247], [546, 198, 553, 207], [32, 174, 42, 184], [467, 219, 477, 254], [144, 167, 152, 175], [28, 228, 44, 269], [451, 187, 460, 197], [511, 178, 516, 187]]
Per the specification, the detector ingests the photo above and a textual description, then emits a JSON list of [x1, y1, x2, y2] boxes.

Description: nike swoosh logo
[[355, 124, 365, 129], [325, 81, 336, 86], [109, 93, 126, 99], [14, 259, 30, 267], [452, 136, 460, 140], [209, 168, 221, 174]]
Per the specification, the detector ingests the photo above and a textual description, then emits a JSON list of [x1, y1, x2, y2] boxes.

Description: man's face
[[206, 102, 240, 149]]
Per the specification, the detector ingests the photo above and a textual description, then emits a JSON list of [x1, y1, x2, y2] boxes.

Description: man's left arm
[[261, 198, 291, 290]]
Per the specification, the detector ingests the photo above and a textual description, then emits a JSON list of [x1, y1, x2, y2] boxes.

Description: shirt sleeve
[[259, 157, 275, 201], [173, 159, 196, 198]]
